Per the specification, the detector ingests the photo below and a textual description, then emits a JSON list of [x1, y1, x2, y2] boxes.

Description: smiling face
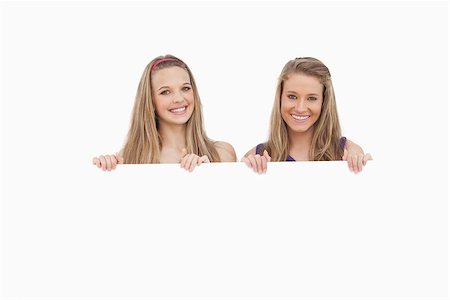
[[281, 73, 323, 135], [151, 66, 195, 126]]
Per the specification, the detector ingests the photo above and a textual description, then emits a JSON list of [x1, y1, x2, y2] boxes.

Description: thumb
[[92, 157, 99, 165], [198, 155, 210, 164], [363, 153, 373, 165], [116, 152, 124, 164], [240, 156, 248, 163], [181, 148, 188, 157], [241, 156, 251, 167]]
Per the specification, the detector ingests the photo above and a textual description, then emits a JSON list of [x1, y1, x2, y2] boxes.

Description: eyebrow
[[157, 82, 191, 91], [286, 90, 320, 96]]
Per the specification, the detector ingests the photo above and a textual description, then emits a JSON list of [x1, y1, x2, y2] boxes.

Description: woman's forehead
[[284, 73, 323, 93], [152, 66, 190, 87]]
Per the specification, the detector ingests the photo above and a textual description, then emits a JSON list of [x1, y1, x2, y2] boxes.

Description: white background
[[1, 1, 449, 299]]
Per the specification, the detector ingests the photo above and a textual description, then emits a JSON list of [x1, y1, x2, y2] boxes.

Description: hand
[[180, 148, 210, 172], [241, 150, 271, 174], [92, 152, 124, 171], [342, 148, 372, 174]]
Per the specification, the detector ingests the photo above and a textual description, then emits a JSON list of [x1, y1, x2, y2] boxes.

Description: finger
[[344, 154, 352, 172], [247, 155, 258, 173], [185, 154, 196, 171], [342, 148, 348, 161], [99, 155, 107, 171], [181, 148, 188, 158], [111, 155, 118, 170], [263, 150, 270, 172], [254, 154, 263, 174], [105, 155, 113, 171], [261, 156, 268, 173], [180, 152, 189, 168], [189, 156, 199, 172], [95, 158, 102, 169], [357, 154, 363, 173], [108, 155, 117, 171], [351, 155, 358, 174], [263, 150, 271, 162]]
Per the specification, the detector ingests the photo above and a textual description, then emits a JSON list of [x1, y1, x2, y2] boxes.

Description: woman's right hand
[[180, 148, 210, 172], [92, 152, 123, 171], [241, 150, 271, 174]]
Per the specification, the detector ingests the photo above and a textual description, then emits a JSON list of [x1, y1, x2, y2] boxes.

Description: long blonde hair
[[121, 55, 220, 163], [260, 57, 343, 161]]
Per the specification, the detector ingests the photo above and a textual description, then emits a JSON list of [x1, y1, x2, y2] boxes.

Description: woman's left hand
[[342, 140, 373, 174], [180, 148, 210, 172]]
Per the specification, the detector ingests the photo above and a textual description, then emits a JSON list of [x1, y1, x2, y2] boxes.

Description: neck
[[158, 122, 187, 151], [288, 127, 314, 161]]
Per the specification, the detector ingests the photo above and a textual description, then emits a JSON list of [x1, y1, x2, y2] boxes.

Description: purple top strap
[[255, 136, 346, 162], [339, 136, 347, 151]]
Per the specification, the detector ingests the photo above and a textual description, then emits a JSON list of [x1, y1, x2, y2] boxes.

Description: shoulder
[[214, 141, 237, 162]]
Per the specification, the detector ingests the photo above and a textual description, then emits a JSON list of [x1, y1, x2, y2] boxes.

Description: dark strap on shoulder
[[255, 143, 264, 155], [339, 137, 347, 151]]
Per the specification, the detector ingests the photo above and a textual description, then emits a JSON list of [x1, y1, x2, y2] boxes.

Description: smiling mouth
[[170, 106, 187, 114], [291, 114, 310, 121]]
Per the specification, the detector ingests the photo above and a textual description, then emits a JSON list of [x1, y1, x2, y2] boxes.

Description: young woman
[[242, 57, 372, 174], [93, 55, 237, 172]]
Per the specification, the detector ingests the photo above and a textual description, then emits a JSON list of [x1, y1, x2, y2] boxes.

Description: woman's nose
[[295, 98, 306, 111], [173, 91, 184, 103]]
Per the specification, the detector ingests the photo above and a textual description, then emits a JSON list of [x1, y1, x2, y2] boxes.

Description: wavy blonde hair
[[121, 55, 220, 163], [259, 57, 343, 161]]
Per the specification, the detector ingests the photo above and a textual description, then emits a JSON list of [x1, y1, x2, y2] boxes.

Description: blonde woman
[[242, 57, 372, 174], [93, 55, 236, 171]]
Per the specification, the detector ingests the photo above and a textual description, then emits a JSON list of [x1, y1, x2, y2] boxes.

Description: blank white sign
[[1, 162, 448, 299]]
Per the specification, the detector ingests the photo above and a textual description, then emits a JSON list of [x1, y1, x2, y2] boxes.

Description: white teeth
[[170, 107, 186, 113], [291, 114, 309, 120]]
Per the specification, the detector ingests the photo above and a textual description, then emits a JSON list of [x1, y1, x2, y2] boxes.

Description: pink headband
[[151, 58, 177, 70]]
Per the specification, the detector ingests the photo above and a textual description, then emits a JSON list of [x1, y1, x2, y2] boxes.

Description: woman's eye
[[308, 96, 318, 101], [288, 95, 297, 100], [182, 86, 191, 92], [160, 90, 170, 95]]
